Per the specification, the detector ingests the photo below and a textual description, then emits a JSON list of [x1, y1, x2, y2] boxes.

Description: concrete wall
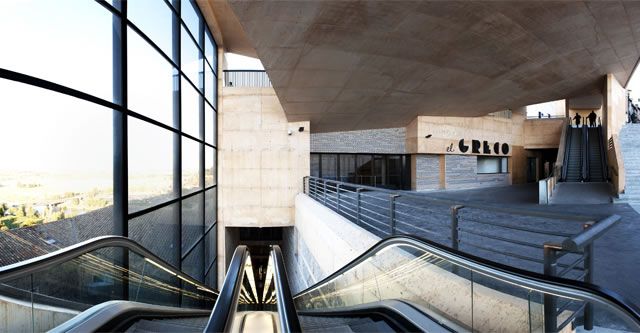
[[311, 127, 406, 154], [604, 74, 627, 140], [218, 87, 310, 285], [286, 194, 546, 332], [0, 296, 78, 332], [523, 118, 564, 149], [282, 194, 380, 293]]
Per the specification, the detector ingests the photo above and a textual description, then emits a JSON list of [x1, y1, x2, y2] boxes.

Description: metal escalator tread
[[125, 317, 209, 333], [348, 319, 395, 333], [299, 316, 376, 332]]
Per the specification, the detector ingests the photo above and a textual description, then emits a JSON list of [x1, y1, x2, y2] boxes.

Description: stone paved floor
[[310, 183, 640, 307], [416, 184, 640, 306]]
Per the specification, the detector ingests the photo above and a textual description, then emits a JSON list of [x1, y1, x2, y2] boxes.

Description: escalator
[[587, 126, 607, 182], [2, 235, 639, 332], [562, 125, 608, 183], [564, 126, 583, 182]]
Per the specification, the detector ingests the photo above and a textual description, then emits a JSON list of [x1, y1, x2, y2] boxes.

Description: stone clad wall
[[445, 155, 509, 190], [311, 127, 406, 154], [413, 154, 442, 191]]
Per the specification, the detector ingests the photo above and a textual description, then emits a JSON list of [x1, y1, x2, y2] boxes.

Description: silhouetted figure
[[573, 112, 582, 127], [588, 110, 597, 127]]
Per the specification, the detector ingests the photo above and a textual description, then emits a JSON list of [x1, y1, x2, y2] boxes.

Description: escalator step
[[125, 318, 207, 333], [349, 320, 395, 333]]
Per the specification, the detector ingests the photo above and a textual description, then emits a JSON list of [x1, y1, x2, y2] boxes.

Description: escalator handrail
[[204, 245, 249, 333], [0, 235, 217, 295], [293, 235, 640, 326], [271, 245, 302, 333], [598, 125, 609, 180], [50, 300, 211, 333], [562, 125, 572, 181], [582, 125, 589, 181]]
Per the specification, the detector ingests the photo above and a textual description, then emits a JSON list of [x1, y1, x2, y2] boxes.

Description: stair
[[588, 127, 605, 182], [619, 124, 640, 210], [299, 315, 395, 333], [125, 316, 209, 333], [565, 127, 583, 182]]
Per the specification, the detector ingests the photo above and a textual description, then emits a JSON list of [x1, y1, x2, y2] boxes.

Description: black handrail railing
[[204, 245, 249, 333], [562, 125, 572, 181], [293, 235, 640, 332], [271, 245, 302, 333], [598, 125, 609, 180], [582, 125, 589, 181]]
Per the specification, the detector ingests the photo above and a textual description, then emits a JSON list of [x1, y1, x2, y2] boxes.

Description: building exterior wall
[[413, 154, 443, 191], [218, 87, 310, 284], [523, 118, 565, 149], [444, 155, 510, 190], [311, 127, 406, 154]]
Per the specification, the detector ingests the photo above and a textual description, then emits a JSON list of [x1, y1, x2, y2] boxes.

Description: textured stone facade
[[414, 155, 442, 191], [445, 155, 510, 190], [311, 127, 406, 154]]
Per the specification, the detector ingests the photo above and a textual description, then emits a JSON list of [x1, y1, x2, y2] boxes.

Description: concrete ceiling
[[220, 1, 640, 132]]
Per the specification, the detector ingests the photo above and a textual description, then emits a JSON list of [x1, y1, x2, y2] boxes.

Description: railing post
[[450, 205, 464, 251], [356, 188, 362, 226], [583, 222, 594, 331], [543, 242, 562, 332], [389, 194, 400, 236], [323, 179, 327, 205], [336, 184, 341, 213]]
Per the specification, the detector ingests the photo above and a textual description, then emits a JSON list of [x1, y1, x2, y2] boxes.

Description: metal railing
[[223, 70, 272, 88], [303, 176, 621, 331]]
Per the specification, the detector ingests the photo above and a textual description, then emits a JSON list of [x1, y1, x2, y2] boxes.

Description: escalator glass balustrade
[[293, 236, 640, 332], [0, 236, 217, 332]]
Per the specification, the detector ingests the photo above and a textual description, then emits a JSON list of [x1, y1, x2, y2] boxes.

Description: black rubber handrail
[[562, 125, 572, 181], [204, 245, 249, 333], [271, 245, 302, 333], [582, 125, 589, 181], [293, 235, 640, 328], [598, 125, 609, 180], [0, 235, 216, 296]]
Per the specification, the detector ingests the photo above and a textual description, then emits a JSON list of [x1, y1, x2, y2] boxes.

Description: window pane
[[181, 27, 203, 91], [0, 0, 113, 101], [182, 137, 201, 195], [388, 156, 403, 189], [182, 193, 203, 255], [128, 27, 176, 127], [205, 188, 216, 229], [128, 118, 176, 212], [501, 157, 509, 173], [129, 203, 179, 266], [205, 31, 217, 75], [205, 104, 216, 145], [311, 154, 320, 177], [181, 77, 202, 139], [205, 265, 217, 289], [128, 0, 174, 59], [205, 228, 216, 271], [205, 147, 215, 187], [321, 154, 337, 180], [183, 240, 204, 282], [356, 155, 373, 185], [0, 79, 114, 256], [477, 156, 501, 174], [181, 0, 201, 43], [339, 155, 356, 183], [205, 65, 215, 105]]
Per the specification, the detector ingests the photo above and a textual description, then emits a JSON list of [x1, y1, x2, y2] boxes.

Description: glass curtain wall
[[0, 0, 218, 288], [311, 153, 410, 190]]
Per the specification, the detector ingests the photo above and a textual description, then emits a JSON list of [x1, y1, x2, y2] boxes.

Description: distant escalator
[[564, 127, 583, 182], [587, 126, 607, 182]]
